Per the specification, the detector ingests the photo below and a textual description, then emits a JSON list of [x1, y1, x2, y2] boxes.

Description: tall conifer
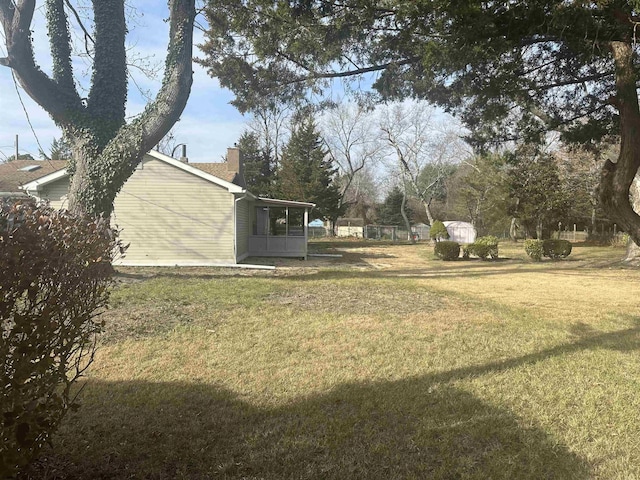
[[275, 115, 344, 222]]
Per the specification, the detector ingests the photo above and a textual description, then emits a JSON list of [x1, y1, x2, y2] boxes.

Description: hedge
[[434, 240, 460, 260]]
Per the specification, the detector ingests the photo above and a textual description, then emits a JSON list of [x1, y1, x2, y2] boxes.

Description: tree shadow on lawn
[[26, 379, 589, 480], [275, 261, 612, 283], [26, 325, 640, 479]]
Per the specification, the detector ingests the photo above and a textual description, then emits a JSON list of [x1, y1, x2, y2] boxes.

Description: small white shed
[[444, 221, 477, 244]]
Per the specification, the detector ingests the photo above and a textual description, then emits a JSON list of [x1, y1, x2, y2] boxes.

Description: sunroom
[[248, 198, 316, 259]]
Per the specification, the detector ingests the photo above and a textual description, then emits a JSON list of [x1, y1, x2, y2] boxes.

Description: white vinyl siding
[[112, 156, 236, 265], [235, 197, 251, 261], [38, 177, 69, 210]]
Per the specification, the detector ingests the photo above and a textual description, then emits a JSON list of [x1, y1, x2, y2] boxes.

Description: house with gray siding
[[20, 149, 315, 266]]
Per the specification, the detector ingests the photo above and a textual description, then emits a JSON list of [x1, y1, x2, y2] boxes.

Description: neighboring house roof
[[191, 163, 237, 183], [20, 150, 246, 195], [0, 160, 67, 195]]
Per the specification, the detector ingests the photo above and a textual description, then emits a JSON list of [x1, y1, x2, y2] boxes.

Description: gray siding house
[[20, 149, 315, 266]]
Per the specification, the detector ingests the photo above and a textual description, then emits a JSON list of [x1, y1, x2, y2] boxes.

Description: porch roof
[[256, 197, 316, 208]]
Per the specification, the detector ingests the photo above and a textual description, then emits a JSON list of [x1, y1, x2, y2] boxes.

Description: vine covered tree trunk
[[0, 0, 196, 218]]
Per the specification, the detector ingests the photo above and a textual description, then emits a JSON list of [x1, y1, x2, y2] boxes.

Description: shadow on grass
[[115, 258, 629, 286], [25, 377, 590, 480], [26, 324, 640, 479], [271, 265, 593, 283]]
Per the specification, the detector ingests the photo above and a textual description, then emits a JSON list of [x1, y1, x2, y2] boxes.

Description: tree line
[[238, 100, 608, 241]]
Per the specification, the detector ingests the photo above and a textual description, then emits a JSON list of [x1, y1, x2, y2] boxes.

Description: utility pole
[[15, 134, 18, 161]]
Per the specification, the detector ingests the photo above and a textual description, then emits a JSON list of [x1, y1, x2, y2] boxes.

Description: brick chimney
[[226, 146, 245, 187]]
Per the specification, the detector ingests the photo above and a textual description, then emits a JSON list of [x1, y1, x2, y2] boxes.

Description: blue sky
[[0, 3, 247, 163]]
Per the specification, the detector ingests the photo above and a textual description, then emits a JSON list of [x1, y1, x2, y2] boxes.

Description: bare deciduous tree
[[321, 101, 384, 227], [379, 101, 468, 225]]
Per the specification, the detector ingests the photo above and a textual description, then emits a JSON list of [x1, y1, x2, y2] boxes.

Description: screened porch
[[248, 198, 315, 259]]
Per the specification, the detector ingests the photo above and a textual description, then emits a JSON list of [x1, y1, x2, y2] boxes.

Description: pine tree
[[377, 186, 413, 226], [275, 115, 344, 221], [50, 137, 73, 160], [236, 131, 274, 197]]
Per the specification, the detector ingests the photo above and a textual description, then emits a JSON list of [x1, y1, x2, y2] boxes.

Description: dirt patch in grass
[[268, 280, 441, 318], [99, 303, 208, 345]]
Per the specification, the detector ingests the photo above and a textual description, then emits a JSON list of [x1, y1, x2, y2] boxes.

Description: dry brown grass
[[22, 240, 640, 480]]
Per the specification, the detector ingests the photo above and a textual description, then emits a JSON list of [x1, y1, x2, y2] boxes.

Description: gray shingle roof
[[190, 162, 238, 183], [0, 160, 67, 194]]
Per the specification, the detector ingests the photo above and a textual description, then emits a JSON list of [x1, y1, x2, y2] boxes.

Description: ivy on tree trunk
[[0, 0, 195, 217]]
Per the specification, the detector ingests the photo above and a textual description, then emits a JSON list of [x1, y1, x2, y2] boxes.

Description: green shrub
[[434, 240, 460, 260], [466, 243, 489, 260], [524, 239, 544, 261], [465, 236, 499, 260], [542, 239, 572, 259], [0, 200, 123, 476], [429, 220, 449, 241]]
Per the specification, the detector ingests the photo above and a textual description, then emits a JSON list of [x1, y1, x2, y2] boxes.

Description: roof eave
[[257, 197, 316, 208], [19, 151, 247, 195], [20, 168, 69, 192], [147, 150, 245, 193]]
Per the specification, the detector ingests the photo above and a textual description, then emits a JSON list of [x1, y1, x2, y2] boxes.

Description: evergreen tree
[[199, 1, 640, 258], [275, 115, 344, 221], [507, 149, 571, 239], [447, 153, 511, 236], [377, 186, 413, 226], [38, 136, 72, 160], [5, 153, 35, 162], [236, 131, 274, 197]]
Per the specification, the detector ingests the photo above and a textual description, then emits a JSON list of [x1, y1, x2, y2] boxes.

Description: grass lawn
[[24, 241, 640, 479]]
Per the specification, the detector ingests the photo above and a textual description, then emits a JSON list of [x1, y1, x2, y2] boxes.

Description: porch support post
[[285, 207, 289, 251], [304, 208, 309, 260]]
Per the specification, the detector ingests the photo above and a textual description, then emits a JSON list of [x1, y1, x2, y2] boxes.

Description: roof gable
[[19, 151, 245, 194], [0, 160, 67, 194]]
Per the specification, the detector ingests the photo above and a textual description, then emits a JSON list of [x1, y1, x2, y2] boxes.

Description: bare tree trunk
[[401, 188, 415, 243], [423, 197, 435, 226], [509, 217, 518, 242], [536, 220, 543, 240]]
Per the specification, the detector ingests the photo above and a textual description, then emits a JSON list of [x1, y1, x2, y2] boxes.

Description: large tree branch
[[0, 1, 12, 27], [102, 0, 194, 159], [46, 0, 75, 94], [0, 0, 83, 124], [136, 0, 195, 152], [87, 0, 127, 138], [284, 57, 417, 85], [534, 72, 612, 91]]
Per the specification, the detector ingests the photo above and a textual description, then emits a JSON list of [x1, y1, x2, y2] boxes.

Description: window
[[253, 206, 306, 236]]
